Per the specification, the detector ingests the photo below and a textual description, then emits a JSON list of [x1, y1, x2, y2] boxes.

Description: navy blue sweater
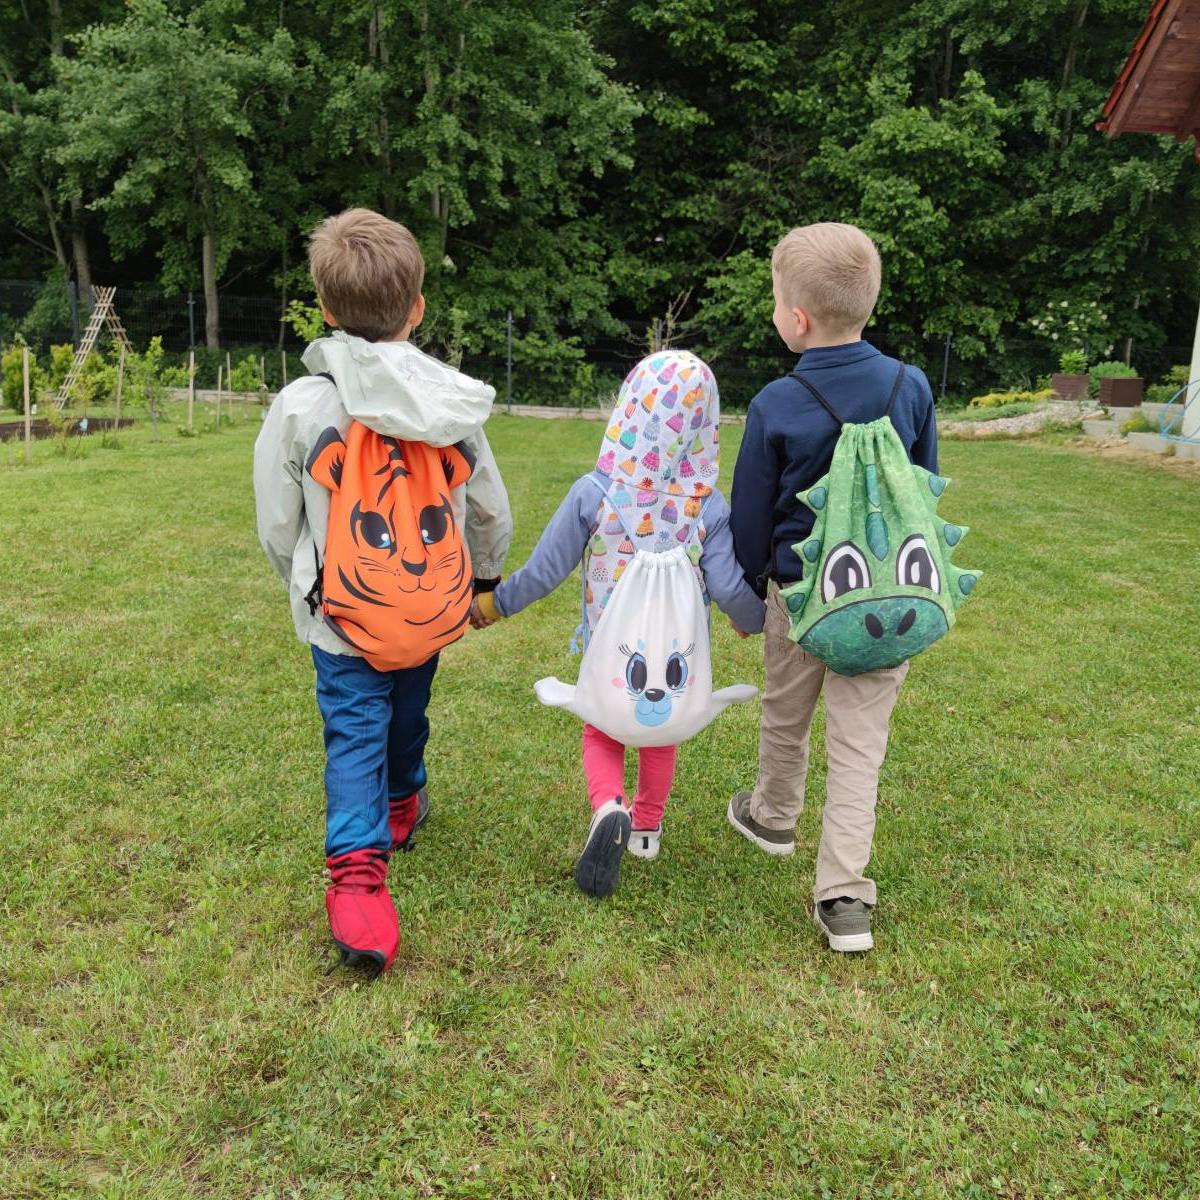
[[730, 341, 938, 595]]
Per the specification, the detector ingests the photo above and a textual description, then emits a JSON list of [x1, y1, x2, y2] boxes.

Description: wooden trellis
[[55, 286, 134, 410]]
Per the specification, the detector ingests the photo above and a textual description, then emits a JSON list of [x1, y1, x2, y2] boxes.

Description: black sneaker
[[814, 897, 873, 953], [574, 798, 631, 899], [726, 791, 795, 857]]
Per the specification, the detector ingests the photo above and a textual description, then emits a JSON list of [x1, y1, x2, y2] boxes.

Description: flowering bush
[[1029, 297, 1112, 364]]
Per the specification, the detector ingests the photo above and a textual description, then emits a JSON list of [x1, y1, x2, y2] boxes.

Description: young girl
[[472, 350, 764, 897]]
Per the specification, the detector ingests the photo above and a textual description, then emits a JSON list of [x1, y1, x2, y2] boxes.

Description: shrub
[[1121, 412, 1155, 434], [285, 299, 327, 345], [1088, 360, 1138, 397], [2, 343, 47, 412], [969, 388, 1054, 409], [228, 354, 263, 393], [1164, 364, 1190, 387], [1144, 383, 1180, 406], [1057, 350, 1087, 374]]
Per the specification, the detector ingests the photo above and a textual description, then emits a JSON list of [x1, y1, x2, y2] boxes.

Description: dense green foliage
[[2, 1, 1198, 383], [3, 417, 1199, 1196]]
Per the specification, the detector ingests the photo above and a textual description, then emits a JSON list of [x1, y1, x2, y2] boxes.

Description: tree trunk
[[71, 200, 92, 303], [38, 183, 68, 270], [202, 229, 220, 349], [277, 237, 288, 351], [1053, 0, 1090, 149], [940, 28, 954, 101]]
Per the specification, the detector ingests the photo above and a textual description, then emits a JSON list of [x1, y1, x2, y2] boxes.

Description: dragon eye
[[821, 542, 872, 603], [665, 652, 688, 691], [419, 501, 450, 546], [351, 504, 393, 552], [625, 653, 648, 694], [896, 535, 940, 593]]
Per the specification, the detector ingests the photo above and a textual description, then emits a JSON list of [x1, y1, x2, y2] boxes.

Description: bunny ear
[[305, 426, 346, 491], [534, 677, 577, 709]]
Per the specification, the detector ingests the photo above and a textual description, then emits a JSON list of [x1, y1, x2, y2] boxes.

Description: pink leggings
[[581, 723, 677, 830]]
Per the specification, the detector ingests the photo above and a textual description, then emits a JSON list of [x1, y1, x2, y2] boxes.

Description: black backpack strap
[[788, 370, 844, 426], [791, 362, 908, 423], [884, 363, 907, 417], [313, 370, 335, 385]]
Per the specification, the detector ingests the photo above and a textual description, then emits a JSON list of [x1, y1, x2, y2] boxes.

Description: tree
[[55, 0, 294, 347]]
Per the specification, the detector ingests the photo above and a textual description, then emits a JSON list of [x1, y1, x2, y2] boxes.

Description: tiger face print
[[306, 423, 475, 670]]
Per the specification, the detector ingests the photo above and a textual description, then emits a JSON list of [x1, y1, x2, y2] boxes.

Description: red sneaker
[[325, 848, 398, 973], [389, 786, 428, 851]]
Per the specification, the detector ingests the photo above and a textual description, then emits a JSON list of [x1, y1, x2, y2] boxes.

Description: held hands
[[469, 582, 502, 630], [729, 618, 749, 639], [469, 599, 497, 630]]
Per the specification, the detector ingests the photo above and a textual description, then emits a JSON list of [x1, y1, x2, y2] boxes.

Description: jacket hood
[[302, 331, 495, 447], [597, 350, 720, 497]]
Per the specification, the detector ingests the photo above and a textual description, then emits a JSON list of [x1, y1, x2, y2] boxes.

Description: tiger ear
[[440, 440, 476, 487], [306, 426, 346, 491]]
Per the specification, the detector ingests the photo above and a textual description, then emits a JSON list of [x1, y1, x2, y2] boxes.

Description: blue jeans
[[312, 646, 439, 859]]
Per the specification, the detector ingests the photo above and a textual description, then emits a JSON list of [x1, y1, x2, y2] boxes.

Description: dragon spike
[[799, 474, 830, 516], [946, 564, 982, 610], [941, 521, 969, 552]]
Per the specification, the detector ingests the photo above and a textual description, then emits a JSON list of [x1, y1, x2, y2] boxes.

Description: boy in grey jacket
[[254, 209, 511, 973]]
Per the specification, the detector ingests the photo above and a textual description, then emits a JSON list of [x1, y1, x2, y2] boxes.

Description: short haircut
[[772, 223, 881, 334], [309, 209, 425, 342]]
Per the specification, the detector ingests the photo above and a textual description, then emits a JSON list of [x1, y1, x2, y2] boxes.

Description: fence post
[[187, 349, 195, 433], [506, 310, 513, 414], [114, 343, 125, 441], [68, 280, 80, 348], [216, 364, 223, 429], [940, 334, 952, 402], [187, 291, 196, 350], [22, 346, 32, 465], [280, 349, 288, 387]]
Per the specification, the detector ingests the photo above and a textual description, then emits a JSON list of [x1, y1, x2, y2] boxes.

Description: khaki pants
[[750, 586, 908, 906]]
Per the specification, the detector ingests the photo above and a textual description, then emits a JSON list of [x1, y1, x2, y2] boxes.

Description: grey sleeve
[[700, 493, 767, 634], [463, 427, 513, 579], [494, 477, 597, 618], [253, 395, 305, 586]]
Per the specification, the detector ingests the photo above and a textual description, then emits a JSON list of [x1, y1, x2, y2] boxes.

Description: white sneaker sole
[[813, 909, 874, 953], [726, 798, 795, 857]]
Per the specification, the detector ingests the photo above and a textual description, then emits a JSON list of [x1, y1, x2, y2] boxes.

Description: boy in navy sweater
[[727, 223, 937, 953]]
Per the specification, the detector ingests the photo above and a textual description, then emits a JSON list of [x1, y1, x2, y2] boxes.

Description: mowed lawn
[[2, 411, 1198, 1199]]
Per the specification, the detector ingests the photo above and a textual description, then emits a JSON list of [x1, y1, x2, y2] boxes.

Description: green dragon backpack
[[780, 366, 980, 676]]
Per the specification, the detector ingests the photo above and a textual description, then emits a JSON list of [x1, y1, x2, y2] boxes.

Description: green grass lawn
[[2, 414, 1198, 1198]]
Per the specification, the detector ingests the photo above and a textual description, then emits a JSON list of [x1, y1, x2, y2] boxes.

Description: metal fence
[[0, 277, 1191, 409]]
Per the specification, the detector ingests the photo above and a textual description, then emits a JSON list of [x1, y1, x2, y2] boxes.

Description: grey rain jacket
[[253, 331, 513, 657]]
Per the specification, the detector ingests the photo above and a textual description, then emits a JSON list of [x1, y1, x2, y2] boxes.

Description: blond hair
[[772, 223, 881, 334], [309, 209, 425, 342]]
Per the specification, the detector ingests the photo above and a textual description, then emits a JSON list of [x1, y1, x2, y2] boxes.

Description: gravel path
[[941, 401, 1102, 438]]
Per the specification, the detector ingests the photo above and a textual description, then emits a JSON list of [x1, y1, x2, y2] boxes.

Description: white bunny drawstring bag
[[535, 490, 756, 747]]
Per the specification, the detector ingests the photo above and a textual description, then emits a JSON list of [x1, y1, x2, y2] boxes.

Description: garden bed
[[0, 415, 135, 442]]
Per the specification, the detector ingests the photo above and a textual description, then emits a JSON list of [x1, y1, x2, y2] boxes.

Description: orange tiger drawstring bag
[[304, 400, 475, 671]]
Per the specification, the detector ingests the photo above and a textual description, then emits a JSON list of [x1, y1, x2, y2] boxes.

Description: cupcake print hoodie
[[489, 350, 764, 644]]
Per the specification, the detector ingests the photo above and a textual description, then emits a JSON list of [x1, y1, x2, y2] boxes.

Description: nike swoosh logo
[[614, 831, 623, 845]]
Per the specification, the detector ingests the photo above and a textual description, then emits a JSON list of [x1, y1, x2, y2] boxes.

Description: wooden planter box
[[1099, 376, 1144, 408], [1051, 372, 1089, 401]]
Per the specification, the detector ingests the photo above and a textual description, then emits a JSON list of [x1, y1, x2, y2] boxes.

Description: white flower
[[1061, 300, 1069, 308], [1051, 333, 1058, 340]]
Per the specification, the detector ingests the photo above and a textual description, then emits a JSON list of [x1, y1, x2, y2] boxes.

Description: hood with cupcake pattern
[[582, 351, 721, 639]]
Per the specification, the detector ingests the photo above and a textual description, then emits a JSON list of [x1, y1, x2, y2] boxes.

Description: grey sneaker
[[574, 798, 631, 899], [813, 897, 874, 953], [726, 791, 795, 857]]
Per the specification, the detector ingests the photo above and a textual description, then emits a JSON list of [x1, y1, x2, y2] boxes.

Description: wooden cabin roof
[[1100, 0, 1200, 155]]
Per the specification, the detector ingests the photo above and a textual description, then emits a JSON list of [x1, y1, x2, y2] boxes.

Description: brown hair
[[309, 209, 425, 342], [772, 222, 881, 335]]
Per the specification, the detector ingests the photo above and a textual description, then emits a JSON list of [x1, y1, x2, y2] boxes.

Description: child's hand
[[468, 600, 495, 630], [729, 618, 749, 639]]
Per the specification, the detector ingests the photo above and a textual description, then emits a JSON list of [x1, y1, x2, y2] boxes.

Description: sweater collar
[[793, 340, 880, 371]]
